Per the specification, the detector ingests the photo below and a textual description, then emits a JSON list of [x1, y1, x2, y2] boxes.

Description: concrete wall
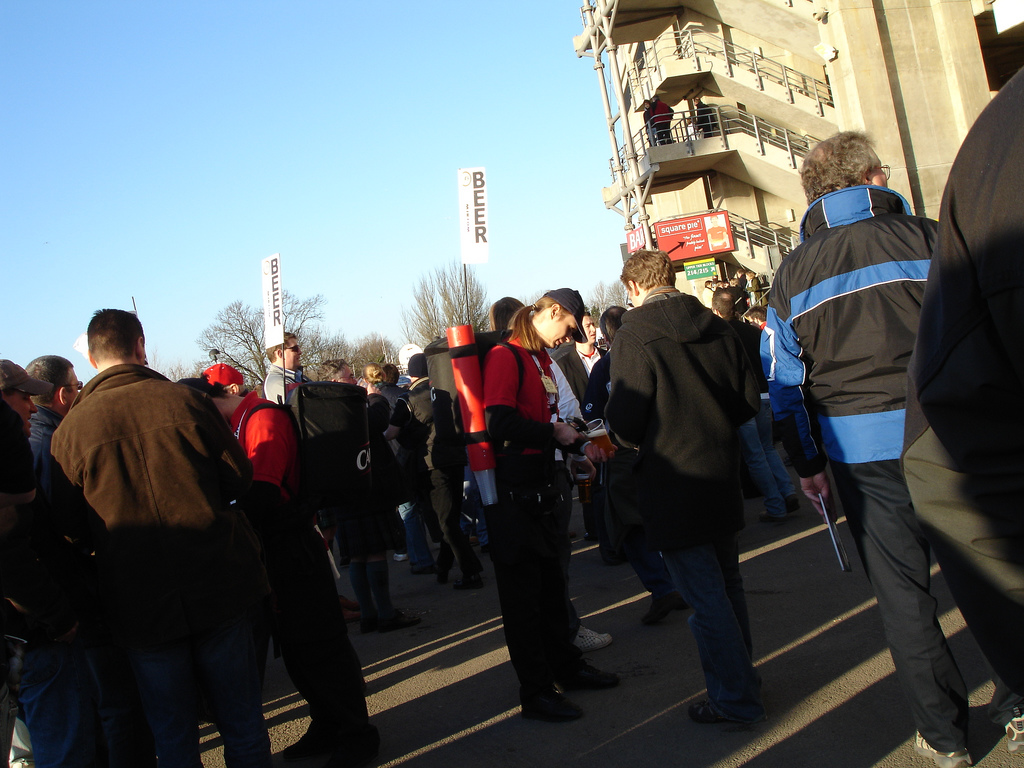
[[819, 0, 989, 215]]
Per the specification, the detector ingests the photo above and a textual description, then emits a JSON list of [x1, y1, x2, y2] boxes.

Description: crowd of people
[[2, 76, 1023, 768]]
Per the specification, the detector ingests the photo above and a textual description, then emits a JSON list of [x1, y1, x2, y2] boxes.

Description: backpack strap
[[496, 341, 525, 392], [240, 402, 300, 501]]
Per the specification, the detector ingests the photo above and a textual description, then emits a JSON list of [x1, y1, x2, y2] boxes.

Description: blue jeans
[[738, 401, 795, 517], [397, 500, 435, 569], [126, 616, 270, 768], [82, 640, 156, 768], [18, 639, 97, 768], [461, 466, 488, 546], [661, 536, 765, 723]]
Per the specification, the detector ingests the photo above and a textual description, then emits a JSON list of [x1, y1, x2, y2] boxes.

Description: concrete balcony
[[629, 29, 837, 138], [603, 103, 818, 205], [606, 0, 823, 58]]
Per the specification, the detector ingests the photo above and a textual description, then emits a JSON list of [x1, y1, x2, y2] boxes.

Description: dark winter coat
[[605, 291, 759, 550], [51, 364, 269, 648]]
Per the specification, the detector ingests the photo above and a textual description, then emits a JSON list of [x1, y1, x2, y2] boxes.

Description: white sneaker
[[1007, 707, 1024, 754], [573, 626, 612, 652], [393, 552, 409, 562], [913, 732, 971, 768]]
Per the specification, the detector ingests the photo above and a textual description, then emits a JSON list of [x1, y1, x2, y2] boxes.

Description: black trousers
[[264, 523, 378, 746], [904, 425, 1024, 708], [428, 465, 482, 577], [830, 459, 969, 751], [493, 549, 583, 702]]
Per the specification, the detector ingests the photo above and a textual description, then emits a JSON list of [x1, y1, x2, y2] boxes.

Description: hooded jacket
[[762, 185, 932, 476], [605, 291, 759, 550], [51, 364, 268, 648]]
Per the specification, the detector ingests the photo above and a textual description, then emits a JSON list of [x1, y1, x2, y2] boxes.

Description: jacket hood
[[624, 291, 717, 344], [801, 185, 912, 241]]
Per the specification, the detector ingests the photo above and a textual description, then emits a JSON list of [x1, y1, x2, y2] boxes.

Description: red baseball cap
[[203, 363, 244, 387]]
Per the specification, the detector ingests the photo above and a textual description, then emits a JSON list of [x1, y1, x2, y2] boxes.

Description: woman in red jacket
[[482, 288, 618, 723]]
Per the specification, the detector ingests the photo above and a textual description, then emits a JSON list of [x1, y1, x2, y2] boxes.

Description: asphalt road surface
[[200, 487, 1017, 768]]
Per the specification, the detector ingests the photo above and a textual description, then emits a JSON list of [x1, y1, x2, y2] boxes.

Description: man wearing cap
[[204, 362, 247, 395], [605, 250, 765, 725], [50, 309, 271, 768], [179, 377, 380, 768], [263, 332, 308, 404]]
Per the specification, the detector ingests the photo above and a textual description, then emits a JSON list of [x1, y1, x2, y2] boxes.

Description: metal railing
[[728, 211, 799, 259], [629, 28, 834, 114], [613, 103, 821, 178]]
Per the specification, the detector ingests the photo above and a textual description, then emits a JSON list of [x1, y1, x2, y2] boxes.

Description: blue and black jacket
[[760, 185, 934, 476]]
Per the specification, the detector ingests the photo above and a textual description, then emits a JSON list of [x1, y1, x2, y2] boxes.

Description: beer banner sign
[[262, 253, 285, 350], [458, 167, 488, 264]]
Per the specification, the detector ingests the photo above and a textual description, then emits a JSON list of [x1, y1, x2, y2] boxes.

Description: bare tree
[[400, 260, 489, 347], [146, 350, 204, 382], [349, 333, 399, 375], [301, 328, 352, 382], [195, 292, 343, 387], [587, 280, 628, 319]]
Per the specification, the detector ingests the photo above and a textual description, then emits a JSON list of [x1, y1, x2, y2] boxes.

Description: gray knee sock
[[348, 560, 375, 618], [366, 560, 395, 620]]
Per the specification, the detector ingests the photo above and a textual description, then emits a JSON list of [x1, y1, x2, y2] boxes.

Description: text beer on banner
[[458, 167, 488, 265], [262, 253, 285, 350]]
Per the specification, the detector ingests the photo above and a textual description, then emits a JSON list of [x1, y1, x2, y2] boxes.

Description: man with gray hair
[[761, 131, 973, 767]]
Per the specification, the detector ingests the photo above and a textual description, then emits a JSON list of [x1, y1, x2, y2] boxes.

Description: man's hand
[[801, 471, 832, 520], [572, 456, 597, 480], [583, 442, 613, 464], [553, 421, 581, 446]]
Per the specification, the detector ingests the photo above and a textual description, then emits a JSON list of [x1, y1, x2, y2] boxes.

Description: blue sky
[[1, 2, 627, 373]]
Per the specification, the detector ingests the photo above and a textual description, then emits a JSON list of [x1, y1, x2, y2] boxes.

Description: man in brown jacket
[[52, 309, 272, 768]]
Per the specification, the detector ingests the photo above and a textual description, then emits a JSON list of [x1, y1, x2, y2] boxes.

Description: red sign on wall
[[654, 212, 735, 262], [626, 225, 647, 253]]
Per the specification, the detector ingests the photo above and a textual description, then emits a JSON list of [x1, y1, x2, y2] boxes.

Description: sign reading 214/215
[[459, 167, 488, 264]]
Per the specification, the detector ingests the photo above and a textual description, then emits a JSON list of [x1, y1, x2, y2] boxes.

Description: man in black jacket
[[606, 250, 764, 725], [763, 131, 972, 767]]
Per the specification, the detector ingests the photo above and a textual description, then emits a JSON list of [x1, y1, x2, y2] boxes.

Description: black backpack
[[250, 382, 372, 511], [424, 331, 525, 452]]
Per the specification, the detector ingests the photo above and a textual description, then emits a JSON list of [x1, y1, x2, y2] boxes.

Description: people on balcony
[[642, 96, 674, 146]]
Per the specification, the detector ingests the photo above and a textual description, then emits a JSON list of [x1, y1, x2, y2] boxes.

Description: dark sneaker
[[521, 689, 583, 721], [453, 573, 484, 590], [377, 610, 421, 633], [688, 700, 729, 724], [641, 592, 688, 625], [282, 725, 338, 761]]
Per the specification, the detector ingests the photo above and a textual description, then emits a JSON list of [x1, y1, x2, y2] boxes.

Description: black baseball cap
[[543, 288, 587, 343]]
